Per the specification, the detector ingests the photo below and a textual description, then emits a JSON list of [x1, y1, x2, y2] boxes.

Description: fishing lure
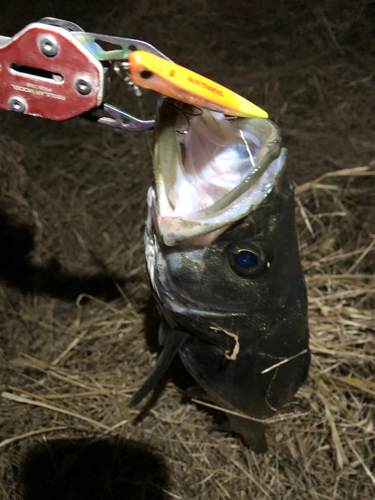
[[128, 51, 268, 119]]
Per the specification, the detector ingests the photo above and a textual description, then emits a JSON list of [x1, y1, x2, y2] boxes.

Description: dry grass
[[0, 1, 374, 499]]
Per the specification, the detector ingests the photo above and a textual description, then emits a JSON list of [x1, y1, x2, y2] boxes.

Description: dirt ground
[[0, 1, 374, 499]]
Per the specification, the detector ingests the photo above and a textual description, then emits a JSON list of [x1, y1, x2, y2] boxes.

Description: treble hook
[[167, 98, 202, 135]]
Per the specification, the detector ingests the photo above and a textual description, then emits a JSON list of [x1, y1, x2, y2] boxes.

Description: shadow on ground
[[20, 437, 169, 500], [0, 210, 127, 302]]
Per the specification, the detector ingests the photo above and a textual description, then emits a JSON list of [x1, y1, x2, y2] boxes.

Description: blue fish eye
[[227, 242, 267, 278], [234, 250, 258, 269]]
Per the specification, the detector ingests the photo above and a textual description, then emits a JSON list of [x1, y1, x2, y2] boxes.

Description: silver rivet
[[75, 78, 92, 95], [9, 97, 26, 113], [40, 37, 58, 57]]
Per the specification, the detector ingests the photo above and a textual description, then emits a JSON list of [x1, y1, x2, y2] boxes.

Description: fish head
[[145, 98, 310, 420]]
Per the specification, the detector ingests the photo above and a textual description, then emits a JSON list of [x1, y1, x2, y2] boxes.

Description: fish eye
[[227, 242, 267, 278]]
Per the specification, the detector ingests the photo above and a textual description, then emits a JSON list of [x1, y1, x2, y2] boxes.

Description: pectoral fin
[[128, 329, 189, 408]]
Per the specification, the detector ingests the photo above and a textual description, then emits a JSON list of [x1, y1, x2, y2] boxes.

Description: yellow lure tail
[[129, 51, 268, 119]]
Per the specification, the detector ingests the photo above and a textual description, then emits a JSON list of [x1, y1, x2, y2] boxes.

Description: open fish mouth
[[150, 98, 287, 247]]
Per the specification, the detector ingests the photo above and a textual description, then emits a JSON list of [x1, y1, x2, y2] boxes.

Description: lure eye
[[227, 242, 267, 278], [140, 70, 153, 79]]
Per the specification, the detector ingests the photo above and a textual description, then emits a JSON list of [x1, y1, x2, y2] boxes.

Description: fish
[[130, 98, 310, 452]]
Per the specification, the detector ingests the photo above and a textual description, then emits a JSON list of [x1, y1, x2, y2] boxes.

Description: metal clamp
[[0, 22, 104, 121]]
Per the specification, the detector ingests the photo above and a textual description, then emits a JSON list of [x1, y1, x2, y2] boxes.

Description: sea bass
[[130, 98, 310, 451]]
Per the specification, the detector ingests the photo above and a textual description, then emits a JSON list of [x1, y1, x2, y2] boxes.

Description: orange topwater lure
[[129, 51, 268, 119]]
